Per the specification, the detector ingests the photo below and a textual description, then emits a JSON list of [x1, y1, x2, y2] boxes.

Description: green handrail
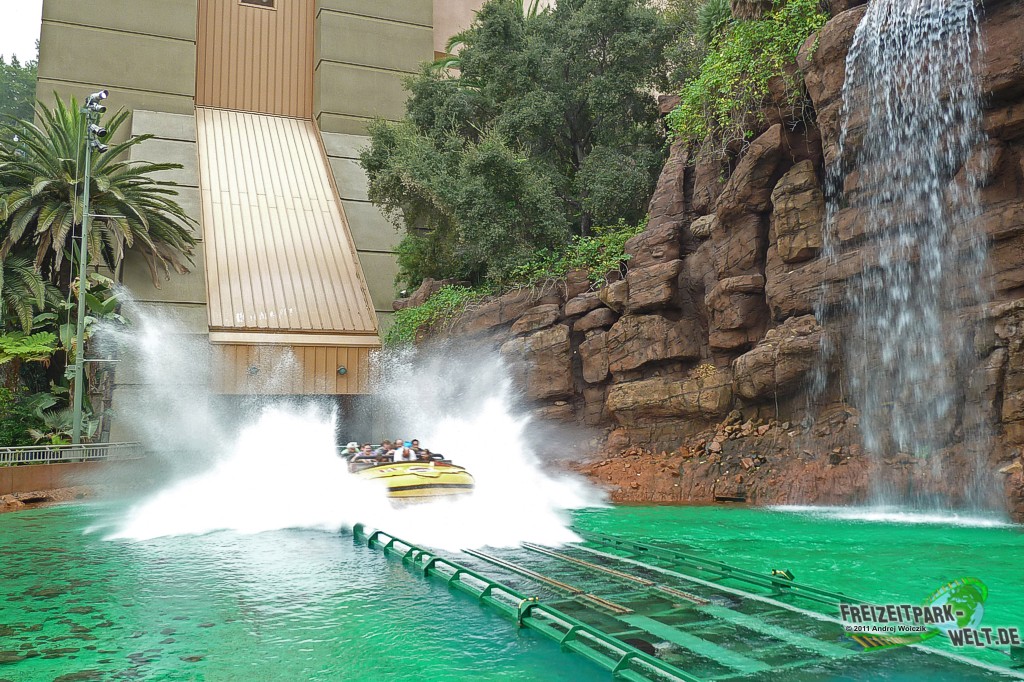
[[351, 524, 701, 682]]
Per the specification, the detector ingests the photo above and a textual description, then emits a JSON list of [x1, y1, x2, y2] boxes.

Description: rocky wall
[[396, 0, 1024, 518]]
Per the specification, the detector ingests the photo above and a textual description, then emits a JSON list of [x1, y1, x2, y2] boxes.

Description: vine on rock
[[667, 0, 828, 156]]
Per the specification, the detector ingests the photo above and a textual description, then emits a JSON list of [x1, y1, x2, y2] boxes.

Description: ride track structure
[[350, 525, 1024, 681]]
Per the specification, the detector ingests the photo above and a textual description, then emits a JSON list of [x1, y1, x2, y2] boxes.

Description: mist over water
[[100, 309, 601, 550]]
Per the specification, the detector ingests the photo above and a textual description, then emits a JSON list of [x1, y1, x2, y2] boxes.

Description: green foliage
[[28, 405, 99, 445], [385, 220, 642, 346], [667, 0, 828, 154], [1, 254, 56, 332], [506, 220, 644, 287], [697, 0, 733, 45], [0, 52, 37, 122], [0, 387, 47, 447], [362, 0, 672, 289], [0, 330, 57, 365], [385, 285, 488, 347], [0, 96, 197, 286]]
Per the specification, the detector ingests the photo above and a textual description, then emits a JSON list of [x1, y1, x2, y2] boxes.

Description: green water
[[1, 503, 1022, 681]]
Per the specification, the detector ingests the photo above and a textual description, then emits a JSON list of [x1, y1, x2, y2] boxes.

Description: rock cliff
[[398, 0, 1024, 519]]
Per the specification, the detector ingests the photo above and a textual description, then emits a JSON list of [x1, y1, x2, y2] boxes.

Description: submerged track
[[351, 525, 1024, 681]]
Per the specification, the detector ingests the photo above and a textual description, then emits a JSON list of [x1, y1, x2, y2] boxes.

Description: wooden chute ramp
[[194, 0, 379, 395]]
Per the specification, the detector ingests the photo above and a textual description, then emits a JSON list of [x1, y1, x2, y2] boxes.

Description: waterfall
[[821, 0, 989, 503]]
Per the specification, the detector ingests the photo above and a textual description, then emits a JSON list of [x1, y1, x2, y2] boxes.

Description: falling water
[[820, 0, 989, 502]]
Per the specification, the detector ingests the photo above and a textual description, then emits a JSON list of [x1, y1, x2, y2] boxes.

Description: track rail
[[352, 524, 701, 682]]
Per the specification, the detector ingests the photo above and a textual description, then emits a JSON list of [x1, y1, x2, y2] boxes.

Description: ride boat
[[352, 460, 475, 500]]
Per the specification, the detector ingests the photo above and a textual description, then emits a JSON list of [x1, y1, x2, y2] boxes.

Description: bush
[[667, 0, 828, 155], [504, 220, 644, 288], [384, 285, 489, 347], [384, 220, 643, 346], [0, 387, 46, 447]]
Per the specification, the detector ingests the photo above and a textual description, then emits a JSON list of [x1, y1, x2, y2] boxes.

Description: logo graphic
[[839, 577, 1021, 652]]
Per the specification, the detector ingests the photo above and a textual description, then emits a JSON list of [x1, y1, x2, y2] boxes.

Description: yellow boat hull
[[355, 461, 475, 499]]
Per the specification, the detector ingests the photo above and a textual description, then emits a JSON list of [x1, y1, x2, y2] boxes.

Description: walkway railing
[[0, 442, 145, 466]]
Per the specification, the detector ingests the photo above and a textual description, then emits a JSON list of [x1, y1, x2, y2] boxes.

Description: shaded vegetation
[[362, 0, 676, 288]]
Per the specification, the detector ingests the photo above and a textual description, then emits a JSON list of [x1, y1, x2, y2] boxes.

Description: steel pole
[[70, 111, 94, 446]]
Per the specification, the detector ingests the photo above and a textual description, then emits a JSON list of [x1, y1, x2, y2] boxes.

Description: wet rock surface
[[410, 2, 1024, 520]]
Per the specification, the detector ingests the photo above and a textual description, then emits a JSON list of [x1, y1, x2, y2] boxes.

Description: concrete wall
[[321, 131, 402, 329], [0, 462, 106, 496], [37, 0, 197, 117], [314, 0, 434, 135]]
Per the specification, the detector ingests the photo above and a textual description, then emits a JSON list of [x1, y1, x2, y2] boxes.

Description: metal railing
[[0, 442, 145, 466], [352, 524, 700, 682]]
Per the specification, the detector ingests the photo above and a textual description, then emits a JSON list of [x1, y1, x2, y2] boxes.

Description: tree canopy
[[361, 0, 676, 287], [0, 50, 38, 122]]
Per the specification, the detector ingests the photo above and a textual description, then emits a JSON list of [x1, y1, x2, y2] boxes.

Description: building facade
[[35, 1, 469, 429]]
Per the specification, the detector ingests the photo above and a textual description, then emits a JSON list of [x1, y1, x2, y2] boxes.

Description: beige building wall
[[313, 0, 435, 327], [37, 0, 198, 117]]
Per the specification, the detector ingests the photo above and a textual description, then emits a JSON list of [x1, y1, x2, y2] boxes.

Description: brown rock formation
[[500, 325, 573, 400], [411, 2, 1024, 519]]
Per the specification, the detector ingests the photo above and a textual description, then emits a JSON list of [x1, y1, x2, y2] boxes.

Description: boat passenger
[[341, 441, 359, 458], [410, 439, 422, 454], [392, 441, 416, 462], [374, 440, 393, 458], [351, 444, 376, 462], [416, 448, 432, 462]]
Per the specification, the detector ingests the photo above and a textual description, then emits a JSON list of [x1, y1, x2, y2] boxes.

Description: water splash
[[817, 0, 990, 504], [100, 310, 601, 550], [770, 505, 1012, 529]]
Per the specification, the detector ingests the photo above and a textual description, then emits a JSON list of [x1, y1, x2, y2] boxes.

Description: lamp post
[[71, 90, 109, 446]]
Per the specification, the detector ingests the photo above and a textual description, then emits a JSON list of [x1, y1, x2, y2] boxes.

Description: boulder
[[565, 291, 604, 317], [797, 7, 868, 167], [770, 160, 824, 263], [716, 124, 792, 221], [582, 386, 608, 425], [500, 324, 573, 400], [646, 140, 690, 234], [606, 368, 734, 426], [510, 304, 561, 336], [732, 315, 824, 401], [606, 314, 703, 373], [693, 155, 727, 215], [624, 222, 682, 269], [563, 269, 592, 300], [574, 307, 618, 334], [711, 212, 768, 279], [730, 0, 773, 20], [690, 214, 717, 240], [598, 280, 629, 313], [459, 289, 558, 336], [580, 331, 610, 384], [706, 275, 769, 352], [625, 260, 684, 314]]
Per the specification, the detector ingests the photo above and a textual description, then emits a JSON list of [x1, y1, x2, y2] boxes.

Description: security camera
[[90, 140, 109, 154], [87, 124, 108, 139], [85, 90, 108, 106], [87, 103, 107, 114]]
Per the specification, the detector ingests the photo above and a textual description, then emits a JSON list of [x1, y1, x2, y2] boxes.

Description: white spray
[[101, 309, 602, 550]]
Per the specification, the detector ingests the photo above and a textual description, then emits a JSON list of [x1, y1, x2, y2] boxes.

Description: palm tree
[[0, 97, 197, 288], [0, 253, 53, 332]]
